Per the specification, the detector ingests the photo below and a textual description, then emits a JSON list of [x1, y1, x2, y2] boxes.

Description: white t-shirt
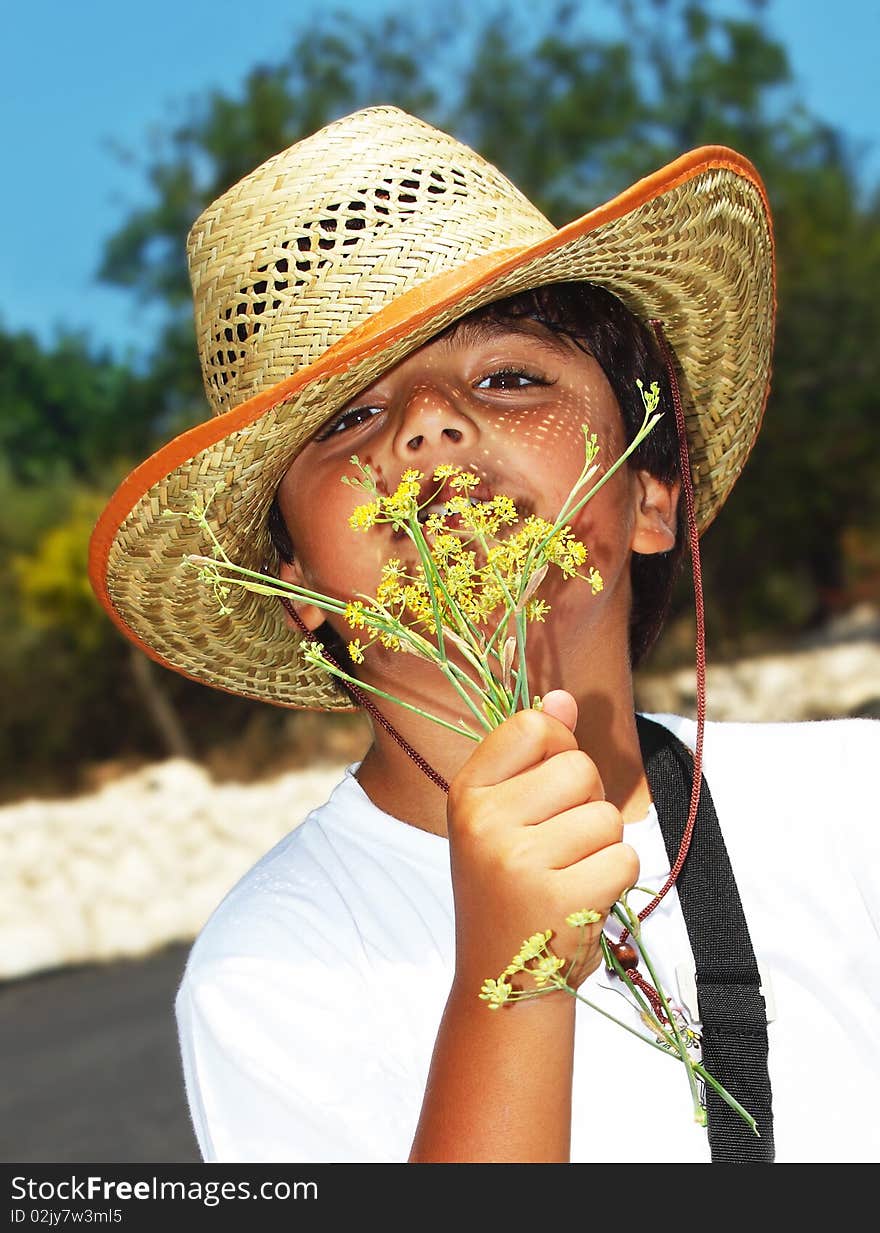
[[175, 714, 880, 1163]]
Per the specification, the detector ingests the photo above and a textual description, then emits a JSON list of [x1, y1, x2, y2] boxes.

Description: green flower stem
[[599, 934, 677, 1047], [404, 524, 514, 716], [484, 671, 516, 723], [610, 907, 685, 1050], [604, 907, 757, 1133], [305, 649, 486, 739], [404, 511, 495, 664], [602, 918, 704, 1125], [556, 981, 679, 1055], [513, 606, 532, 712], [564, 978, 757, 1134], [189, 507, 233, 565], [431, 656, 504, 733], [547, 413, 662, 543], [608, 905, 685, 1059], [408, 505, 527, 693], [363, 615, 501, 736], [433, 622, 509, 706], [389, 613, 509, 731], [186, 556, 349, 614], [404, 517, 451, 662], [547, 954, 756, 1131], [692, 1063, 759, 1136], [461, 522, 533, 718]]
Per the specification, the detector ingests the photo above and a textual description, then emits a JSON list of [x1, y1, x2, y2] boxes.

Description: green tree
[[0, 328, 157, 484]]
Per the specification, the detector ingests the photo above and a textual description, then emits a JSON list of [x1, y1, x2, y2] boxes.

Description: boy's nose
[[392, 386, 478, 456]]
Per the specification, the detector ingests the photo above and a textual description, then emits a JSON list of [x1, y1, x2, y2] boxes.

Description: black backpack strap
[[636, 714, 775, 1162]]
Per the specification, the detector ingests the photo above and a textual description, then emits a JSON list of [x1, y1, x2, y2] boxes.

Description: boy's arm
[[409, 980, 576, 1162], [409, 692, 638, 1163]]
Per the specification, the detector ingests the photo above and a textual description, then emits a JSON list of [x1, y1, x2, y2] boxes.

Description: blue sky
[[5, 0, 878, 362]]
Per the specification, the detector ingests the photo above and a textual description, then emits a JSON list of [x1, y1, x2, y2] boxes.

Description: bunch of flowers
[[479, 895, 756, 1133], [180, 379, 756, 1135]]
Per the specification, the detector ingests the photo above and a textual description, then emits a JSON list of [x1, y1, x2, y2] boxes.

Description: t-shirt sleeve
[[840, 718, 880, 939], [176, 945, 419, 1163]]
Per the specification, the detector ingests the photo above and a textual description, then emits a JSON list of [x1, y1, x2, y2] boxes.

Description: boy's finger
[[479, 749, 606, 827], [556, 842, 641, 909], [453, 706, 580, 792], [529, 802, 624, 868], [539, 690, 578, 732]]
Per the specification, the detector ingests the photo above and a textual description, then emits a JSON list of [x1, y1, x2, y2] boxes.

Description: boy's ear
[[630, 470, 681, 556], [278, 559, 326, 633]]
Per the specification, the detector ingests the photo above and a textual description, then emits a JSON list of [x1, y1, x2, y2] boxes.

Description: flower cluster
[[181, 384, 661, 739], [479, 911, 602, 1010], [338, 450, 602, 676], [479, 895, 757, 1135]]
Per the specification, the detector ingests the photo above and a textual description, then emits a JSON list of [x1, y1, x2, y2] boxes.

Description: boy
[[89, 107, 880, 1163]]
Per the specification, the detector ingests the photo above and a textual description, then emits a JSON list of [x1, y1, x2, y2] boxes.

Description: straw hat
[[88, 105, 775, 711]]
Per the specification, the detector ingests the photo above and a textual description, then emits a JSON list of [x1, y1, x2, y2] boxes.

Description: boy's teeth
[[418, 496, 480, 523]]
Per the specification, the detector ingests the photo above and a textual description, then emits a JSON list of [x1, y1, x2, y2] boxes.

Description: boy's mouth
[[390, 476, 523, 540], [416, 495, 482, 525]]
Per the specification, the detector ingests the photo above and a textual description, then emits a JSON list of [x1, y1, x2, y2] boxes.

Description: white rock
[[3, 624, 877, 983]]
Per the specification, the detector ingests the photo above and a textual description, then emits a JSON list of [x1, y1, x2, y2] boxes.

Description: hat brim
[[89, 145, 774, 710]]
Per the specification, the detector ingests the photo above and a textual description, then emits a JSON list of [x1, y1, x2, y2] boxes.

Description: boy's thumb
[[539, 689, 578, 733]]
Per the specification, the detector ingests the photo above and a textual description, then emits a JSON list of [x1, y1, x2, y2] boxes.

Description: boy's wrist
[[449, 969, 575, 1018]]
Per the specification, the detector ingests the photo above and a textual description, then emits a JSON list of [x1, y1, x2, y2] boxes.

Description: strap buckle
[[675, 961, 777, 1024]]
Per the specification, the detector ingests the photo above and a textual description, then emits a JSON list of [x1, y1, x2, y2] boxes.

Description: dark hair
[[268, 280, 685, 698]]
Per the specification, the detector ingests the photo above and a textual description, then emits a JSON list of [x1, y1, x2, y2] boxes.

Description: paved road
[[1, 943, 201, 1163]]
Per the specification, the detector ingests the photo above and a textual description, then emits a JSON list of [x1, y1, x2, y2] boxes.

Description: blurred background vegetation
[[3, 0, 878, 802]]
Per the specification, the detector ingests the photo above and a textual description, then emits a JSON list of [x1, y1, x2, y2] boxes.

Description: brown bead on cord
[[607, 941, 639, 971]]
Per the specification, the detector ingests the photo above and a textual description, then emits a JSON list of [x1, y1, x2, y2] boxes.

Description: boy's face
[[276, 313, 676, 697]]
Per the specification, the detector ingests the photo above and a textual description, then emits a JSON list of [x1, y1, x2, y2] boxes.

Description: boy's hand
[[446, 690, 639, 994]]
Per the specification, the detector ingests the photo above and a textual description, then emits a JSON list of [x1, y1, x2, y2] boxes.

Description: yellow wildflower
[[427, 533, 462, 562], [347, 639, 366, 664], [636, 379, 660, 415], [489, 495, 518, 526], [423, 513, 448, 536], [449, 470, 480, 493], [531, 954, 565, 986], [349, 501, 380, 531], [512, 930, 553, 967], [479, 977, 514, 1010], [381, 472, 421, 521], [343, 601, 369, 630], [376, 558, 407, 605], [565, 908, 603, 928]]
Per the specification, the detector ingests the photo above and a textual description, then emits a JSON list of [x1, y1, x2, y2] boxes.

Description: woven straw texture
[[91, 105, 774, 710]]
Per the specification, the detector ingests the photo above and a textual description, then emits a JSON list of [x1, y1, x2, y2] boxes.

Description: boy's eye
[[313, 404, 382, 440], [476, 367, 548, 391]]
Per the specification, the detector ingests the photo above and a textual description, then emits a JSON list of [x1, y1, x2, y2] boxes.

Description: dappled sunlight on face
[[276, 313, 641, 696]]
